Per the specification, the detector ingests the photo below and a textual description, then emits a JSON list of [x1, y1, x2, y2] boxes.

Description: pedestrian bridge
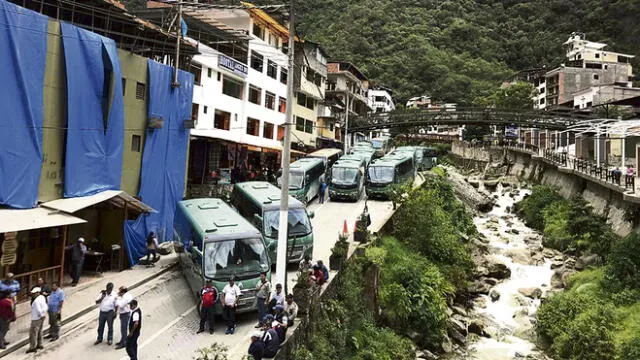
[[347, 107, 589, 132]]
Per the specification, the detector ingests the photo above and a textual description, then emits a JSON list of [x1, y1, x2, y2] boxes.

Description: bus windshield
[[263, 209, 312, 237], [368, 166, 394, 183], [370, 140, 384, 149], [204, 238, 269, 279], [332, 167, 359, 184], [279, 171, 304, 190]]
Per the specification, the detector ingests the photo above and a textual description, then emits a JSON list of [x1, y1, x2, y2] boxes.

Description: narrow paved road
[[6, 190, 400, 360]]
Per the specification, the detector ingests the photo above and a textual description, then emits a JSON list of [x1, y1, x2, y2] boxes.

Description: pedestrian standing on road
[[0, 291, 16, 349], [0, 273, 20, 305], [115, 286, 133, 349], [318, 179, 327, 204], [197, 280, 217, 334], [145, 232, 158, 266], [248, 330, 265, 360], [95, 282, 117, 345], [67, 238, 87, 286], [283, 294, 298, 327], [268, 283, 284, 314], [261, 316, 279, 358], [255, 272, 270, 328], [46, 282, 64, 342], [317, 260, 329, 282], [26, 287, 47, 354], [126, 300, 141, 360], [222, 276, 241, 335]]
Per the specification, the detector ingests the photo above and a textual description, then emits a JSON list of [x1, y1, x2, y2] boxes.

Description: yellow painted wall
[[317, 118, 336, 140], [292, 96, 317, 147]]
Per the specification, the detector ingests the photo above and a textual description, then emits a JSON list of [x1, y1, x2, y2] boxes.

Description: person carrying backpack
[[197, 281, 217, 334]]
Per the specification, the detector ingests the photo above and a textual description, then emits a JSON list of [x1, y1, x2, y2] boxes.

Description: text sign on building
[[219, 55, 248, 78]]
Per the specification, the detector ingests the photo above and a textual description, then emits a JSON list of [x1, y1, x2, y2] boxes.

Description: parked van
[[231, 182, 314, 264], [365, 154, 415, 199], [370, 138, 391, 158], [174, 198, 271, 315], [277, 157, 326, 204], [329, 156, 367, 201]]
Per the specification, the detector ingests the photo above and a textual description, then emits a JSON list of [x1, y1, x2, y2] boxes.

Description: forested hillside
[[259, 0, 640, 104]]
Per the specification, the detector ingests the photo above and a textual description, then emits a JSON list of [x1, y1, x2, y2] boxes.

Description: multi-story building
[[292, 41, 328, 151], [511, 68, 547, 109], [367, 86, 395, 138], [325, 62, 372, 149], [181, 4, 290, 178]]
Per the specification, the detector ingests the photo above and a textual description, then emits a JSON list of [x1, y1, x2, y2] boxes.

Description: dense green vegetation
[[293, 174, 475, 358], [518, 186, 640, 360]]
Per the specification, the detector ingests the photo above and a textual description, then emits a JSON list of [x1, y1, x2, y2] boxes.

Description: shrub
[[607, 232, 640, 290], [554, 304, 617, 360], [517, 185, 563, 230]]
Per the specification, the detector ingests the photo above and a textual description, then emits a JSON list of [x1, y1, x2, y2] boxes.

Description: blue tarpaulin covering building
[[60, 23, 125, 198], [0, 1, 48, 209], [124, 60, 193, 265]]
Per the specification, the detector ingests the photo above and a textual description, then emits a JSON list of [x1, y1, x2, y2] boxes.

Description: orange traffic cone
[[342, 219, 349, 235]]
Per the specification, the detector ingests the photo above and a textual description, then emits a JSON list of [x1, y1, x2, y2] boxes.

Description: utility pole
[[343, 93, 350, 154], [173, 3, 182, 86], [276, 0, 295, 292]]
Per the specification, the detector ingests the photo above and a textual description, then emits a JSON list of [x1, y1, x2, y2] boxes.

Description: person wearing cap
[[197, 280, 217, 334], [0, 273, 20, 304], [248, 330, 265, 360], [221, 277, 241, 334], [268, 283, 284, 314], [272, 305, 288, 344], [26, 287, 48, 353], [115, 286, 133, 349], [283, 294, 298, 327], [46, 282, 64, 341], [261, 317, 279, 358], [95, 282, 117, 345], [0, 291, 16, 350], [254, 272, 270, 328], [67, 237, 87, 286]]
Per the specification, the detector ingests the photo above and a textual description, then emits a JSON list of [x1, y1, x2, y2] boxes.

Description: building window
[[586, 101, 593, 107], [267, 60, 278, 79], [539, 98, 545, 105], [604, 64, 608, 70], [222, 76, 244, 99], [314, 74, 323, 87], [217, 72, 221, 81], [207, 68, 212, 78], [595, 53, 600, 59], [131, 134, 141, 152], [329, 122, 334, 132], [252, 23, 264, 40], [593, 74, 599, 80], [278, 97, 286, 113], [204, 106, 208, 114], [306, 68, 314, 81], [265, 91, 276, 110], [297, 93, 315, 110], [305, 119, 314, 134], [250, 51, 264, 72], [135, 82, 145, 100], [295, 116, 305, 132], [540, 87, 545, 94], [247, 118, 260, 136], [277, 125, 285, 140], [192, 103, 199, 121], [280, 68, 287, 85], [121, 78, 126, 96], [214, 110, 231, 130], [248, 85, 262, 105], [263, 122, 274, 139]]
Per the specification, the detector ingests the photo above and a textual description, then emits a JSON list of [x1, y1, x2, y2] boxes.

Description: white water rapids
[[460, 185, 555, 360]]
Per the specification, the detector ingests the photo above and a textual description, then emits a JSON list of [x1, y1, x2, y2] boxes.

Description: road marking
[[119, 305, 197, 360]]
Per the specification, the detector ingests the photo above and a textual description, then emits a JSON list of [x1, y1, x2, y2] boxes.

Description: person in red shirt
[[313, 265, 325, 286], [0, 290, 16, 349]]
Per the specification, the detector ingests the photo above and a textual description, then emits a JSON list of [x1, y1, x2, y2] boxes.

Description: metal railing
[[14, 265, 61, 301]]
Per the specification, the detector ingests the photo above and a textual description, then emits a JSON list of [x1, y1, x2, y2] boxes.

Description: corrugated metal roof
[[0, 207, 86, 233], [41, 190, 157, 214]]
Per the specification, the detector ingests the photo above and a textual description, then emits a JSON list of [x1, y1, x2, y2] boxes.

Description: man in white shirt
[[94, 282, 117, 345], [268, 283, 285, 313], [115, 286, 133, 349], [26, 287, 48, 354], [221, 276, 241, 334]]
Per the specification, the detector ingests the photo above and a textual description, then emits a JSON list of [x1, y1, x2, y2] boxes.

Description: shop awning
[[0, 207, 87, 233], [41, 190, 157, 215], [191, 130, 284, 152]]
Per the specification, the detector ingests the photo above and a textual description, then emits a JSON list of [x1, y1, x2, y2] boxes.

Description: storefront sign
[[219, 55, 248, 77]]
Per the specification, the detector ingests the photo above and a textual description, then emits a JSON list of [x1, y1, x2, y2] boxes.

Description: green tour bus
[[366, 154, 415, 199], [370, 137, 391, 158], [391, 146, 423, 171], [307, 148, 343, 171], [277, 157, 326, 204], [174, 198, 271, 315], [328, 156, 367, 201], [231, 181, 314, 265], [350, 147, 375, 167], [421, 147, 438, 170]]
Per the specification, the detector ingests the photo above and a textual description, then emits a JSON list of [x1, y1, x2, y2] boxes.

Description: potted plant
[[330, 233, 349, 271], [354, 210, 371, 243]]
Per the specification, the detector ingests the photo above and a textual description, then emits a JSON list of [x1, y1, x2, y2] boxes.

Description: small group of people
[[611, 165, 635, 186], [25, 279, 64, 353], [0, 273, 21, 350], [94, 283, 141, 360], [299, 256, 330, 286], [196, 276, 245, 335]]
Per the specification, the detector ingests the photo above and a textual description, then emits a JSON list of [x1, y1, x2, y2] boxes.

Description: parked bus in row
[[349, 148, 375, 167], [174, 198, 271, 315], [421, 146, 438, 170], [307, 148, 343, 171], [365, 154, 415, 199], [328, 156, 367, 201], [277, 157, 326, 204], [391, 146, 423, 172], [231, 182, 314, 264], [370, 137, 391, 158]]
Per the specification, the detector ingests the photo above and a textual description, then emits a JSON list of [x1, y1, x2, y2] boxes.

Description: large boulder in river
[[576, 254, 601, 270], [487, 262, 511, 280], [469, 280, 492, 295], [518, 287, 543, 299], [489, 289, 501, 302]]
